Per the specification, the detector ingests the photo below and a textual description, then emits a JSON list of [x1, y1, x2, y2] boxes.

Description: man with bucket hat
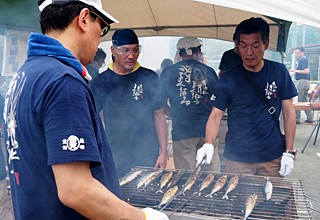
[[4, 1, 168, 219], [161, 37, 220, 171], [91, 29, 168, 178]]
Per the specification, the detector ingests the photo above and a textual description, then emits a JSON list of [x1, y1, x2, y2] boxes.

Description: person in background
[[289, 47, 313, 124], [154, 58, 174, 149], [4, 0, 168, 219], [0, 93, 14, 220], [205, 17, 297, 177], [199, 52, 209, 65], [85, 48, 106, 82], [216, 31, 243, 160], [218, 33, 242, 78], [90, 29, 168, 177], [161, 37, 220, 171], [310, 83, 320, 110], [155, 58, 173, 77]]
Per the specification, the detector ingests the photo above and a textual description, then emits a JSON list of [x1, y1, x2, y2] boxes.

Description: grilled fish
[[198, 173, 215, 196], [119, 170, 143, 186], [205, 175, 227, 198], [222, 175, 239, 199], [137, 169, 163, 189], [166, 171, 184, 189], [182, 171, 200, 195], [264, 177, 273, 201], [242, 193, 258, 220], [156, 171, 173, 193], [158, 185, 179, 209]]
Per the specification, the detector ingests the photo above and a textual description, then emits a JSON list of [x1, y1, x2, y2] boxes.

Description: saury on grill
[[121, 167, 313, 219]]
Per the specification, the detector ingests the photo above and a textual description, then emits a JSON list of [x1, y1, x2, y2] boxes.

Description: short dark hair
[[178, 46, 201, 57], [296, 47, 305, 53], [160, 58, 173, 69], [94, 48, 106, 61], [38, 1, 97, 34], [233, 17, 270, 44]]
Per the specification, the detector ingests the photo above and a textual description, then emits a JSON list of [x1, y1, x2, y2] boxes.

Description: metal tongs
[[160, 156, 207, 214]]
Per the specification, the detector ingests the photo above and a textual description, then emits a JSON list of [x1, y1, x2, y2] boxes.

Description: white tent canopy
[[102, 0, 291, 52], [195, 0, 320, 29]]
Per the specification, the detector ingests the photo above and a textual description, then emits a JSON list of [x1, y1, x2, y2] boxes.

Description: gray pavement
[[292, 113, 320, 219]]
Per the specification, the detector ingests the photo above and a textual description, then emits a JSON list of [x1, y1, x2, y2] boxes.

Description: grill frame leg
[[301, 119, 320, 153]]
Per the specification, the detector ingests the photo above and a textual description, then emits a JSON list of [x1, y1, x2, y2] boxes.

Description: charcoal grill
[[120, 167, 312, 219]]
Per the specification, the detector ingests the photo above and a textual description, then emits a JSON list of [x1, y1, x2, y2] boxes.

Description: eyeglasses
[[90, 11, 111, 37], [114, 45, 142, 56]]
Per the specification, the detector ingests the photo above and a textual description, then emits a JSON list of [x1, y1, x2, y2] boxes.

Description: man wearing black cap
[[4, 1, 168, 220], [91, 29, 168, 178]]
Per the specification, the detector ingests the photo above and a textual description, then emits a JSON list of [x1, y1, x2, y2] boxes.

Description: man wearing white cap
[[161, 37, 220, 171], [3, 1, 168, 219]]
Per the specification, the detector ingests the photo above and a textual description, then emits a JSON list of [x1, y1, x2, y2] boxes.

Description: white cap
[[176, 37, 202, 55], [39, 0, 118, 24], [174, 37, 202, 63]]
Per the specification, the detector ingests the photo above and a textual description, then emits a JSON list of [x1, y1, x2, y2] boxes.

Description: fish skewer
[[181, 171, 201, 195], [166, 170, 184, 189], [158, 186, 179, 209], [180, 157, 207, 195], [137, 169, 163, 189], [242, 193, 258, 220], [205, 174, 227, 198], [156, 171, 173, 193], [198, 173, 215, 196], [119, 170, 143, 186], [263, 177, 273, 201], [222, 175, 239, 199]]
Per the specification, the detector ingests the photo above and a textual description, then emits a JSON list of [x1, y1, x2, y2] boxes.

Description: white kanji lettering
[[265, 81, 277, 100], [132, 84, 144, 100]]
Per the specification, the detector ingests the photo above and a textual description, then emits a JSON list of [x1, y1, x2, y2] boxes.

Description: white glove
[[142, 207, 169, 220], [196, 143, 214, 165], [279, 153, 294, 176]]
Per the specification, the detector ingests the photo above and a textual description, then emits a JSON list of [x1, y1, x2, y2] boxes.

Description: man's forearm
[[205, 108, 223, 144], [296, 68, 310, 74], [282, 100, 296, 151], [53, 162, 146, 220], [75, 178, 145, 220], [283, 115, 296, 151], [154, 108, 168, 156]]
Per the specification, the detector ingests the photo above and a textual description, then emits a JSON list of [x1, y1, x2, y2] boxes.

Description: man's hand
[[279, 153, 294, 176], [142, 207, 169, 220], [196, 143, 214, 165], [154, 153, 168, 169]]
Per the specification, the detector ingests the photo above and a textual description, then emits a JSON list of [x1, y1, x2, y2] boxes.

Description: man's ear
[[78, 8, 91, 33], [110, 45, 116, 56]]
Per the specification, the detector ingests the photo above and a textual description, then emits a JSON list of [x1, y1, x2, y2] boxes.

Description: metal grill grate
[[120, 167, 312, 220]]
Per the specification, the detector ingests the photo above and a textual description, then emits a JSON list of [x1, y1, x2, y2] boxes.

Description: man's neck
[[243, 59, 264, 72], [112, 63, 133, 75]]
